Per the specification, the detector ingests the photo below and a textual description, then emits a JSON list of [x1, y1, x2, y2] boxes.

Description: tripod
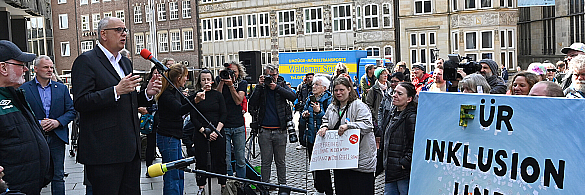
[[202, 128, 219, 195]]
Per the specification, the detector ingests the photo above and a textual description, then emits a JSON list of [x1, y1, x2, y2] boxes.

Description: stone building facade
[[198, 0, 395, 76], [517, 0, 584, 69], [398, 0, 518, 72]]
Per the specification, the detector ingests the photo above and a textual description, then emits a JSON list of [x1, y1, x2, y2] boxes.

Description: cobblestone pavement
[[40, 113, 385, 195]]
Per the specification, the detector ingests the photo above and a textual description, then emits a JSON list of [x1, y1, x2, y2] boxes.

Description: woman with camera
[[185, 69, 227, 195], [302, 76, 333, 195], [317, 76, 376, 195], [383, 82, 417, 195], [155, 64, 191, 195]]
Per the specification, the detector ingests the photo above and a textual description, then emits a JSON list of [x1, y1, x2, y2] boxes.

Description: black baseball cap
[[412, 64, 426, 72], [0, 40, 36, 63]]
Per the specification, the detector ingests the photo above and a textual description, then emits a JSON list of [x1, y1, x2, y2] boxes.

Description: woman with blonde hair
[[155, 64, 191, 195]]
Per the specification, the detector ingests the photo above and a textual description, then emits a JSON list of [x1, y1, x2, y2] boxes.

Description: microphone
[[147, 157, 195, 177], [140, 49, 170, 72]]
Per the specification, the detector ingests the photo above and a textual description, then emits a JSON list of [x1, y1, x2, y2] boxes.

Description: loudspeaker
[[238, 51, 262, 84]]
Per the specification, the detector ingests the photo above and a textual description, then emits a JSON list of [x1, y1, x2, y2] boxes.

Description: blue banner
[[518, 0, 554, 7], [410, 92, 585, 194]]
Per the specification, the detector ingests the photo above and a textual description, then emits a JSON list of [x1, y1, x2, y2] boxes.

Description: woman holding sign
[[318, 76, 376, 195], [383, 82, 417, 195]]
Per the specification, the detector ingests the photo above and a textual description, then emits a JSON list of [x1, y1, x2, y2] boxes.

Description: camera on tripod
[[443, 54, 482, 81], [286, 121, 298, 143], [220, 63, 235, 80]]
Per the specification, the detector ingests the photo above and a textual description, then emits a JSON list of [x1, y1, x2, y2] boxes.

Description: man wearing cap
[[560, 43, 585, 90], [564, 54, 585, 98], [71, 17, 162, 194], [411, 64, 434, 93], [0, 40, 51, 195], [20, 55, 76, 195]]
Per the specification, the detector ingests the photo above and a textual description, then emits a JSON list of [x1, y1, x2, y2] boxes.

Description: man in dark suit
[[71, 17, 162, 195], [20, 55, 76, 195]]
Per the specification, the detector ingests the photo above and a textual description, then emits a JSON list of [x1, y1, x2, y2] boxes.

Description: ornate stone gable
[[451, 11, 518, 28]]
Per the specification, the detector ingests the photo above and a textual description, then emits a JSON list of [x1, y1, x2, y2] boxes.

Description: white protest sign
[[310, 129, 360, 171]]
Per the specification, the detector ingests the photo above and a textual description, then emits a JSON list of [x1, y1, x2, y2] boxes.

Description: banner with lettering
[[310, 129, 360, 171], [410, 92, 585, 194]]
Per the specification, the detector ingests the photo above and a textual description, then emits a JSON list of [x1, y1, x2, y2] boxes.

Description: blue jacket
[[302, 91, 332, 144], [20, 79, 76, 144]]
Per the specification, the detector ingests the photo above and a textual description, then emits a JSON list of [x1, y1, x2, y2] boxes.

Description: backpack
[[140, 114, 154, 134]]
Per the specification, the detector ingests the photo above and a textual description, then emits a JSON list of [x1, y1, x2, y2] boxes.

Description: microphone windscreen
[[140, 49, 152, 60], [147, 163, 165, 177]]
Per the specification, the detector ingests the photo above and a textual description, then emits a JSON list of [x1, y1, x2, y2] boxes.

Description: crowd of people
[[2, 16, 585, 195]]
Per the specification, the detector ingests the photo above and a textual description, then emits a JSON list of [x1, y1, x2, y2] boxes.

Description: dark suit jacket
[[71, 46, 151, 165], [20, 79, 76, 143]]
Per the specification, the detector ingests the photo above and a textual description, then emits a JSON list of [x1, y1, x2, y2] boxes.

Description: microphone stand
[[154, 65, 222, 137], [203, 128, 214, 195]]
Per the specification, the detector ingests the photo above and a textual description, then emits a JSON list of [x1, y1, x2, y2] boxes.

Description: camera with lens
[[263, 75, 274, 85], [286, 121, 298, 143], [219, 63, 235, 80], [443, 54, 482, 81]]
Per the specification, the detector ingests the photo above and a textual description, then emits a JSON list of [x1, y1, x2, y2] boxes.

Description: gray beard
[[573, 80, 585, 92]]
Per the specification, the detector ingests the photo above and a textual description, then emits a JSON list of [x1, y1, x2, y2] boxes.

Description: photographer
[[248, 64, 296, 194], [215, 62, 248, 179], [458, 59, 507, 94], [296, 72, 314, 149]]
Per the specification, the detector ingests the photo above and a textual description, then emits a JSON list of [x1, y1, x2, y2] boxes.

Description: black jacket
[[383, 105, 417, 183], [249, 76, 296, 129], [0, 87, 51, 195], [157, 88, 193, 139], [295, 82, 311, 111]]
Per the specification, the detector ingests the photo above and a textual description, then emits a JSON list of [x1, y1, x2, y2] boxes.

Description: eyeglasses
[[4, 61, 27, 68], [390, 80, 400, 83], [547, 69, 557, 72], [103, 27, 128, 33]]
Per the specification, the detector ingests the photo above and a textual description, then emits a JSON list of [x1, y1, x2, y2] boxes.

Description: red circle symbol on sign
[[349, 134, 359, 144]]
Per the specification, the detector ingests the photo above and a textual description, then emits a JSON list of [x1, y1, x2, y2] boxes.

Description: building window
[[411, 49, 417, 64], [58, 14, 68, 29], [170, 31, 181, 51], [91, 13, 100, 30], [278, 10, 295, 36], [500, 52, 506, 67], [58, 0, 66, 4], [202, 56, 208, 68], [481, 31, 493, 49], [202, 19, 212, 42], [213, 18, 224, 41], [452, 31, 459, 51], [482, 52, 493, 59], [465, 0, 476, 9], [500, 0, 513, 7], [382, 3, 392, 28], [453, 0, 458, 10], [104, 12, 112, 18], [145, 5, 152, 22], [466, 53, 477, 61], [158, 32, 168, 52], [80, 0, 87, 5], [169, 2, 178, 20], [415, 0, 432, 14], [134, 6, 142, 24], [81, 15, 89, 31], [135, 34, 144, 54], [60, 42, 70, 56], [116, 10, 125, 23], [259, 13, 270, 37], [481, 0, 492, 8], [543, 6, 555, 55], [332, 4, 352, 32], [183, 30, 193, 50], [508, 51, 515, 69], [420, 33, 426, 46], [507, 30, 514, 48], [145, 33, 152, 51], [246, 14, 257, 38], [366, 47, 380, 57], [356, 7, 362, 30], [227, 15, 244, 40], [465, 31, 477, 50], [91, 0, 98, 4], [182, 0, 191, 18], [420, 48, 427, 63], [429, 32, 436, 45], [410, 33, 417, 46], [364, 4, 379, 29], [384, 46, 393, 60], [158, 3, 166, 21], [81, 41, 93, 53], [305, 7, 323, 34]]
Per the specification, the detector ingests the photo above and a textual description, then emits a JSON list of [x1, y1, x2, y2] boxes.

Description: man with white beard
[[565, 54, 585, 98]]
